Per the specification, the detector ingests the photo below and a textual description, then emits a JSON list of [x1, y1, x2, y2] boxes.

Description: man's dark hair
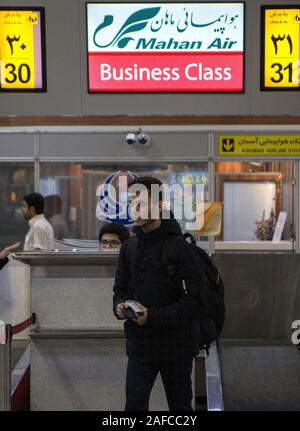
[[23, 192, 45, 215], [128, 176, 163, 201], [98, 222, 130, 243]]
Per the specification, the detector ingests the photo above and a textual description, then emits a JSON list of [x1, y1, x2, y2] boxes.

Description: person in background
[[99, 222, 130, 250], [21, 193, 54, 251], [44, 194, 69, 240], [0, 242, 21, 270]]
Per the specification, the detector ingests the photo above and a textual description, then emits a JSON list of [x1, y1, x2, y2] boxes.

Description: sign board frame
[[261, 5, 300, 91], [86, 2, 245, 93], [0, 7, 47, 92], [218, 135, 300, 157]]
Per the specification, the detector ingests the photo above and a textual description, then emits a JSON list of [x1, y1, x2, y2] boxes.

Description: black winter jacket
[[113, 217, 209, 362]]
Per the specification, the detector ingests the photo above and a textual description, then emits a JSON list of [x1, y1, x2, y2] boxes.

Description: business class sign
[[86, 2, 244, 92]]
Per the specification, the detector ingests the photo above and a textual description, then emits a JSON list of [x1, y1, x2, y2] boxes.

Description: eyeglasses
[[100, 239, 122, 248]]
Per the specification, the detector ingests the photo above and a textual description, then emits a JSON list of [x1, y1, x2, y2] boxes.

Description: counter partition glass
[[214, 161, 295, 251], [0, 163, 34, 249], [0, 159, 296, 253], [39, 162, 209, 244]]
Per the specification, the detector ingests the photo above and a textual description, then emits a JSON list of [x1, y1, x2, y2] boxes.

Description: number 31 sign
[[261, 5, 300, 91], [0, 7, 46, 92]]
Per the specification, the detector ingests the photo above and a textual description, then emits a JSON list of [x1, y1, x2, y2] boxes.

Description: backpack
[[161, 233, 226, 354], [125, 233, 226, 355]]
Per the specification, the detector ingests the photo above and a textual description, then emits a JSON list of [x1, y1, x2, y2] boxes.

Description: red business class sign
[[86, 2, 244, 92]]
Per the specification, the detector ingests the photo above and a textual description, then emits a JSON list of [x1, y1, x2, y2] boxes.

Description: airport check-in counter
[[13, 251, 173, 411], [13, 251, 300, 411], [214, 252, 300, 411]]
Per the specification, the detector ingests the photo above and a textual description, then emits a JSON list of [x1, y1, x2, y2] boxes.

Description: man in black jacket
[[113, 176, 208, 411], [0, 242, 21, 270]]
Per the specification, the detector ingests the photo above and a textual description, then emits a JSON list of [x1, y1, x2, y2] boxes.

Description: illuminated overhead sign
[[261, 5, 300, 90], [86, 2, 244, 92], [0, 7, 46, 92], [219, 135, 300, 156]]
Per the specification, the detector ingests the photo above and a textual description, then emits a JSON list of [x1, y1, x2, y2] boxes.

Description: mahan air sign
[[86, 2, 244, 92]]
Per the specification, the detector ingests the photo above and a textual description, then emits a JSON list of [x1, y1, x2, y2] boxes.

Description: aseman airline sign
[[87, 2, 244, 92]]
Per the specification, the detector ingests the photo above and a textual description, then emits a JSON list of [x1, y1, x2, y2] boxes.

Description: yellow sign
[[219, 136, 300, 156], [196, 202, 222, 236], [262, 6, 300, 89], [0, 8, 45, 91]]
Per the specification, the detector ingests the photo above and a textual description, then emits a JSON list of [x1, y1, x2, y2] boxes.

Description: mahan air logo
[[93, 7, 161, 49]]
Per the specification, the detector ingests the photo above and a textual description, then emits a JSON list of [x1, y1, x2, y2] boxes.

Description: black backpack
[[161, 233, 226, 354]]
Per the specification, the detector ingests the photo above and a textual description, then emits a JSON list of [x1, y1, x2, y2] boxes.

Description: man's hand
[[0, 242, 21, 260], [115, 302, 127, 320], [125, 302, 148, 326]]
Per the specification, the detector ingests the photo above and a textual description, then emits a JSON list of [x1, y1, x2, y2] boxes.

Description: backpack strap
[[182, 232, 196, 245], [160, 232, 197, 278], [160, 234, 184, 279]]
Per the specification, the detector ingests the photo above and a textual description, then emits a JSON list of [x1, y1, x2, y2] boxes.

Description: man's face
[[99, 233, 122, 249], [130, 190, 160, 228], [21, 200, 31, 220]]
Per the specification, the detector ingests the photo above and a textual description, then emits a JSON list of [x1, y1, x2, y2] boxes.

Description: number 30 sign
[[0, 7, 46, 92]]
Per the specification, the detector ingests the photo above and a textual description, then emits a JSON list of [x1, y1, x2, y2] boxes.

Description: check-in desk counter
[[13, 251, 300, 411], [213, 252, 300, 411], [212, 252, 300, 341], [13, 251, 170, 411]]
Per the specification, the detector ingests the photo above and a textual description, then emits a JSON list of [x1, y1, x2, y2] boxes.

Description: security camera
[[126, 133, 136, 145], [137, 133, 151, 147]]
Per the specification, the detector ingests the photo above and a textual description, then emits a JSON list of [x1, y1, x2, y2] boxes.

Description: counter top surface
[[12, 247, 296, 267], [12, 251, 119, 266]]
